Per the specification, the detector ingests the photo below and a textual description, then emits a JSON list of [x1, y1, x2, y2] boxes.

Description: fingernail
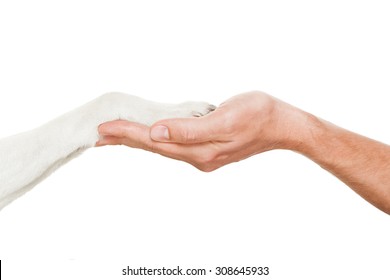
[[151, 125, 170, 141]]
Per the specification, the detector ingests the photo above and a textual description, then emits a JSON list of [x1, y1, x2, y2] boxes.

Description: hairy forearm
[[288, 110, 390, 214]]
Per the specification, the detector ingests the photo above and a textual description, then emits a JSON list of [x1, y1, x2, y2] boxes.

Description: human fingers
[[150, 111, 221, 144], [97, 120, 161, 151], [97, 120, 208, 163], [96, 135, 124, 146]]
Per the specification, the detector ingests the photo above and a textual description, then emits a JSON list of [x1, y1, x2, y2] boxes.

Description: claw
[[192, 104, 216, 117]]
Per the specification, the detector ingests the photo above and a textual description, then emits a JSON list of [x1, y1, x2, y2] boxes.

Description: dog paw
[[175, 102, 217, 118], [192, 104, 217, 117], [93, 92, 217, 125]]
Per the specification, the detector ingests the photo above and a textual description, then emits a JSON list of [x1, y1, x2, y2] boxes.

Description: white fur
[[0, 92, 213, 210]]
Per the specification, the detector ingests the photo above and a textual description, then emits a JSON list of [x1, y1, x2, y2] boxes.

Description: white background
[[0, 1, 389, 279]]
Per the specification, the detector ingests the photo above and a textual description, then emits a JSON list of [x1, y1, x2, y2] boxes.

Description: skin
[[97, 91, 390, 215]]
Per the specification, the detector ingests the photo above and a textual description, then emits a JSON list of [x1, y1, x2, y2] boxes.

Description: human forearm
[[289, 111, 390, 214]]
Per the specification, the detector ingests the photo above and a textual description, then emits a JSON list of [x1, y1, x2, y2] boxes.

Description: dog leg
[[0, 92, 215, 209]]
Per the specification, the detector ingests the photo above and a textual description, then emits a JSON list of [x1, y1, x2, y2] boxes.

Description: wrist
[[275, 102, 323, 154]]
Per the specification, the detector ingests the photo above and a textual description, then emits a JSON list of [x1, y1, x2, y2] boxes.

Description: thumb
[[151, 116, 217, 144]]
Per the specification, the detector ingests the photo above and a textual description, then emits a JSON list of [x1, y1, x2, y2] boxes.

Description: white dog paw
[[93, 92, 216, 125], [174, 102, 217, 118]]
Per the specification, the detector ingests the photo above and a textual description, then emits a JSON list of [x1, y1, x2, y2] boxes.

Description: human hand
[[97, 91, 309, 171], [97, 91, 390, 214]]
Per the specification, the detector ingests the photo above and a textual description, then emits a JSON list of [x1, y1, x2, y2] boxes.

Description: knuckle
[[194, 148, 230, 172], [199, 151, 217, 165], [147, 141, 159, 154], [194, 150, 221, 172], [180, 129, 197, 143], [197, 164, 217, 173]]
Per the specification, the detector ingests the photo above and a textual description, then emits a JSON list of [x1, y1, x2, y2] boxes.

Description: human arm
[[296, 116, 390, 215], [97, 92, 390, 214]]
